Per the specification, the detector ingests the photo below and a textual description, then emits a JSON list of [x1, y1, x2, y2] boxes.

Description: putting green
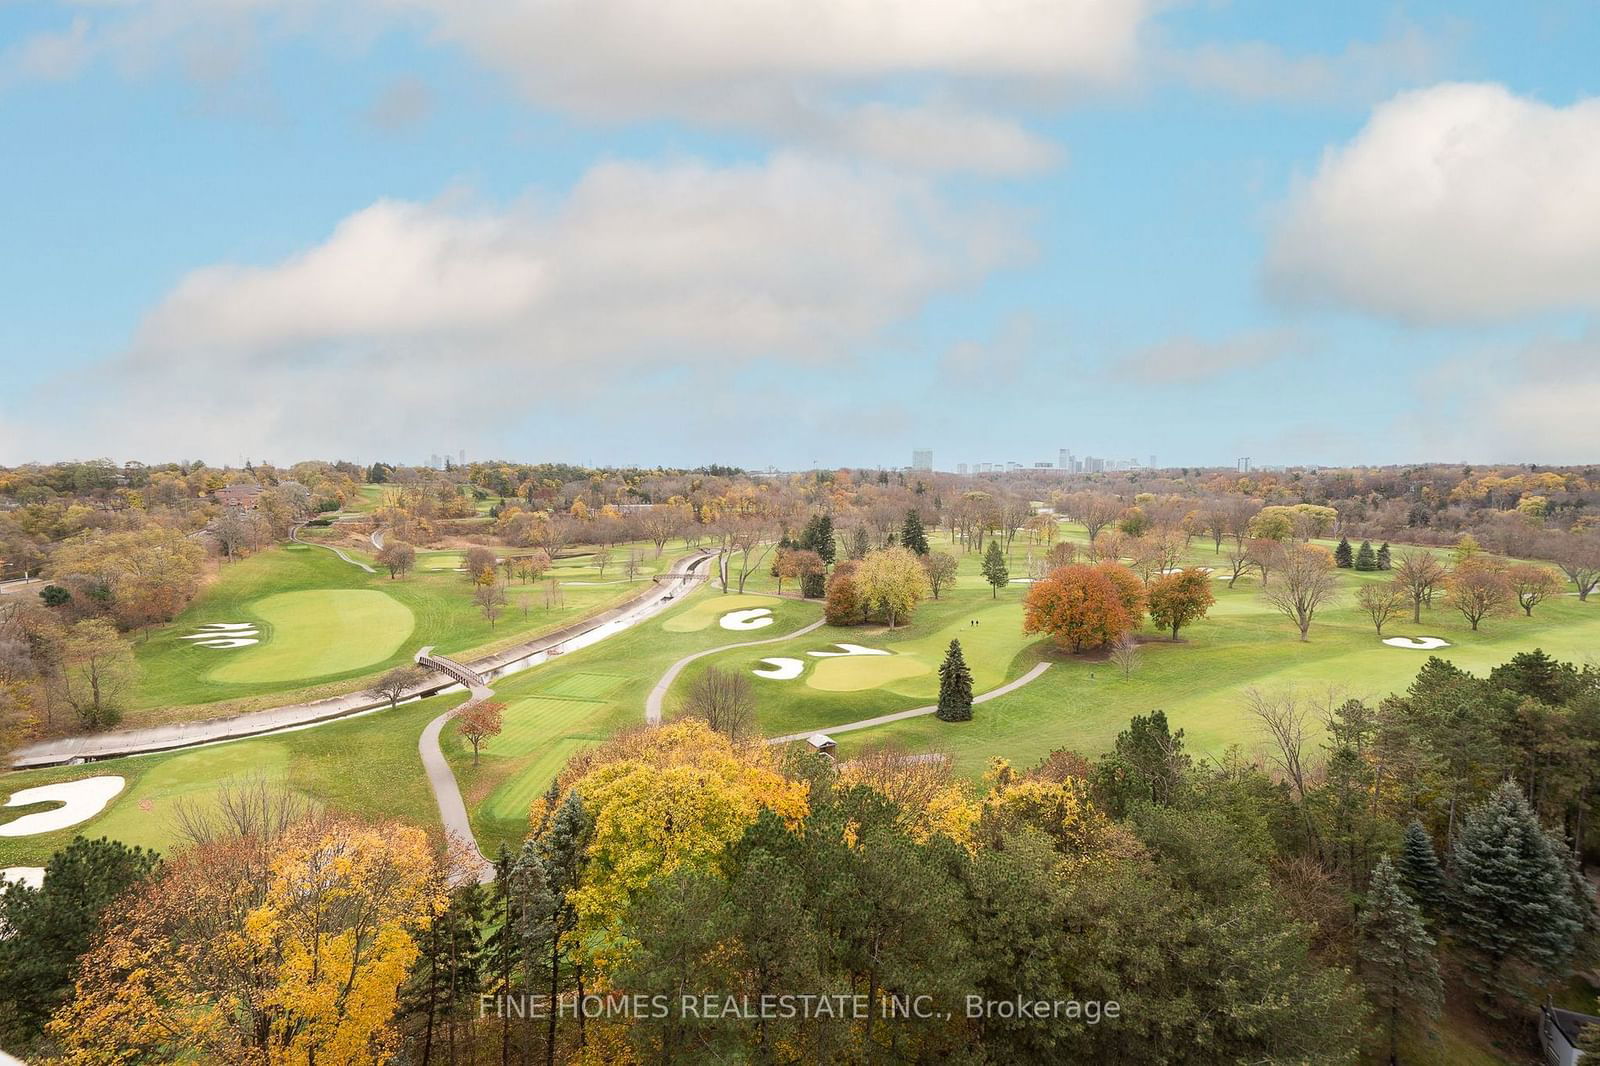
[[206, 589, 415, 684], [662, 594, 781, 633], [806, 653, 932, 692]]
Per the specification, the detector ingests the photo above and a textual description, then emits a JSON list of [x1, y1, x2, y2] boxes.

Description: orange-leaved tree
[[1147, 567, 1216, 640], [1022, 563, 1145, 653]]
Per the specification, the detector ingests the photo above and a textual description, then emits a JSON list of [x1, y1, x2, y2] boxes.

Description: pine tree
[[815, 514, 836, 566], [1395, 821, 1448, 917], [1335, 537, 1354, 568], [849, 524, 870, 561], [1449, 781, 1584, 1006], [981, 540, 1009, 598], [901, 509, 930, 556], [1377, 542, 1392, 570], [1359, 857, 1442, 1065], [1354, 539, 1379, 571], [937, 639, 974, 722]]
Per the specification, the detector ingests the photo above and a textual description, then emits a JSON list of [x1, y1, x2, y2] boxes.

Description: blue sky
[[1, 1, 1597, 470]]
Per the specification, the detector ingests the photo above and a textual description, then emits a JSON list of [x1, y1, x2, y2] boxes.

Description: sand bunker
[[752, 657, 804, 680], [1383, 636, 1451, 650], [720, 608, 775, 631], [0, 776, 126, 837], [185, 622, 261, 648], [1161, 567, 1214, 576], [1, 867, 44, 891], [808, 643, 891, 658]]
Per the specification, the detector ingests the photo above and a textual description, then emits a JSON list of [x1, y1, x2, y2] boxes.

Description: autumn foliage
[[1146, 567, 1216, 640], [1023, 562, 1146, 652]]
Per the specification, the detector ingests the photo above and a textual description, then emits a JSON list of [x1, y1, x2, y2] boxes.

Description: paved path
[[370, 528, 385, 551], [645, 618, 828, 725], [290, 523, 376, 573], [10, 551, 712, 769], [765, 661, 1053, 744], [418, 682, 497, 885]]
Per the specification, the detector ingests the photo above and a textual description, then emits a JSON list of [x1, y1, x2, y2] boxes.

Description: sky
[[1, 0, 1598, 472]]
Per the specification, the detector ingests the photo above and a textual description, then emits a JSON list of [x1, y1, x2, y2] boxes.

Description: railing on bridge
[[415, 647, 485, 689]]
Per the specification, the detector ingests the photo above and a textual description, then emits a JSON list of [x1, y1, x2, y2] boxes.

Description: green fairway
[[660, 592, 781, 632], [129, 540, 695, 722], [206, 589, 415, 684], [808, 653, 932, 691], [0, 692, 462, 867]]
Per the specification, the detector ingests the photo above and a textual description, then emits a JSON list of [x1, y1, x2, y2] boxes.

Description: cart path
[[644, 618, 828, 725], [765, 661, 1053, 744], [290, 523, 377, 572], [418, 679, 497, 885]]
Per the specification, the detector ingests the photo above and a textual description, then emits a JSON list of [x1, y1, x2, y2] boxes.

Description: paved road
[[645, 618, 828, 725], [289, 523, 376, 573], [10, 550, 712, 769], [418, 681, 497, 885], [765, 661, 1053, 744]]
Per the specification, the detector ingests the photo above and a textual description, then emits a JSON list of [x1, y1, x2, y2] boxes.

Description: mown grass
[[128, 540, 690, 722], [0, 691, 465, 867]]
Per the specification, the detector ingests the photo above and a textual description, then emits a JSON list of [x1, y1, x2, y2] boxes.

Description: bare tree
[[1245, 687, 1322, 855], [473, 581, 507, 627], [1075, 493, 1122, 543], [172, 773, 314, 849], [1549, 532, 1600, 602], [921, 551, 959, 599], [1444, 559, 1513, 631], [678, 666, 756, 743], [1354, 582, 1405, 636], [542, 576, 564, 610], [367, 665, 429, 709], [1260, 544, 1338, 641], [376, 540, 415, 579], [623, 549, 644, 584], [1391, 549, 1447, 624], [731, 518, 777, 594], [1223, 541, 1259, 588], [592, 546, 613, 578], [1108, 634, 1141, 679]]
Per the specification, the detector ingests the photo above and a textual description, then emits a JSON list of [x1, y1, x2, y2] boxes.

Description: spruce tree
[[1334, 536, 1354, 568], [1354, 539, 1378, 571], [849, 524, 870, 561], [901, 509, 930, 556], [1449, 781, 1584, 1005], [1395, 821, 1448, 917], [981, 540, 1009, 598], [1377, 542, 1392, 570], [1359, 857, 1442, 1065], [936, 639, 974, 722]]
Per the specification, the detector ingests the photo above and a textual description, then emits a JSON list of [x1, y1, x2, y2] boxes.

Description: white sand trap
[[1160, 567, 1213, 576], [1009, 578, 1036, 583], [720, 608, 774, 631], [807, 643, 891, 658], [185, 623, 260, 649], [1, 867, 44, 890], [0, 776, 126, 837], [752, 657, 804, 680], [1383, 636, 1451, 650]]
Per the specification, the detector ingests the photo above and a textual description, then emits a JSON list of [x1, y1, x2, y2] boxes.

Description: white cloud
[[1110, 327, 1302, 383], [365, 76, 432, 132], [0, 15, 92, 85], [1409, 333, 1600, 461], [1266, 83, 1600, 322], [387, 0, 1145, 172], [1165, 24, 1443, 106], [20, 155, 1025, 461]]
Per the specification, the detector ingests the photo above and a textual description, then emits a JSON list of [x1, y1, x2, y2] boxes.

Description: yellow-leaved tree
[[537, 719, 808, 965], [47, 813, 445, 1066]]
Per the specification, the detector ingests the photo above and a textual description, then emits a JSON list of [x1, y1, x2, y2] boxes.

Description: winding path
[[290, 523, 377, 573], [764, 661, 1053, 744], [644, 618, 828, 725], [417, 671, 497, 885]]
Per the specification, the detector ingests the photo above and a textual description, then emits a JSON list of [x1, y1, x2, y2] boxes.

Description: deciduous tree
[[1146, 568, 1215, 640], [368, 665, 429, 710], [679, 667, 756, 743], [1506, 562, 1562, 617], [1261, 545, 1338, 642], [377, 539, 416, 579], [1392, 549, 1447, 624], [1355, 582, 1406, 636], [60, 618, 136, 729], [1445, 558, 1513, 631], [1022, 563, 1144, 653], [856, 546, 930, 628], [457, 700, 505, 766], [921, 551, 958, 599]]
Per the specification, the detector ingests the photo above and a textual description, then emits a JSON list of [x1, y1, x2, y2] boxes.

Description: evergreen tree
[[1449, 781, 1584, 1006], [1358, 857, 1442, 1066], [1395, 821, 1448, 917], [1334, 537, 1354, 568], [936, 639, 974, 722], [815, 514, 836, 566], [849, 524, 870, 561], [1354, 540, 1379, 571], [0, 837, 160, 1046], [981, 540, 1009, 598], [1377, 542, 1392, 570], [398, 882, 487, 1065], [901, 509, 930, 556]]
